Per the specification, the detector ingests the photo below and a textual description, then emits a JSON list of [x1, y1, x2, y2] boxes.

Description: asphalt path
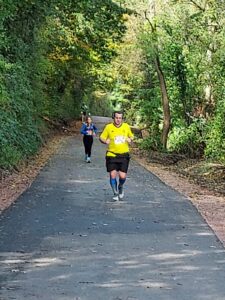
[[0, 118, 225, 300]]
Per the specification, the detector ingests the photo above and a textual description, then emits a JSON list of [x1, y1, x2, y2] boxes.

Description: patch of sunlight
[[174, 265, 200, 271], [67, 179, 103, 184], [49, 274, 72, 281], [139, 281, 171, 289], [32, 257, 61, 267], [99, 282, 124, 288], [2, 259, 24, 264], [99, 281, 171, 289], [67, 179, 92, 184], [117, 260, 139, 265], [123, 264, 150, 269], [196, 232, 213, 236], [149, 251, 201, 261]]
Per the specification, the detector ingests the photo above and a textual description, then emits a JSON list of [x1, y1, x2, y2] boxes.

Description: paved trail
[[0, 119, 225, 300]]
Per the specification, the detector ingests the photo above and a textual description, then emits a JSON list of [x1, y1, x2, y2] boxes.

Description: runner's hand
[[105, 139, 110, 144], [126, 137, 132, 143]]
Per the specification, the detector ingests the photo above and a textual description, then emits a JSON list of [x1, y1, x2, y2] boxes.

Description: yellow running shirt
[[100, 122, 134, 157]]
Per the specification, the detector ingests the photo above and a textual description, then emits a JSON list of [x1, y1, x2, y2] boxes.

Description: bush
[[169, 121, 205, 158], [139, 124, 163, 151], [0, 62, 42, 169], [205, 109, 225, 162]]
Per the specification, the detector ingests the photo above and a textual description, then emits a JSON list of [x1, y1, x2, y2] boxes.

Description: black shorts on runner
[[106, 154, 130, 173]]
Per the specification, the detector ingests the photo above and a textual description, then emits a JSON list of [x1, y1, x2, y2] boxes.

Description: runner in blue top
[[80, 116, 98, 163]]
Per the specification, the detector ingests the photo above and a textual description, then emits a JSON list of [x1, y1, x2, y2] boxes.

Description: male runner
[[100, 111, 134, 201]]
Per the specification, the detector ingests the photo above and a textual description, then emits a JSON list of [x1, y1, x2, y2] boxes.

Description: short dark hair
[[112, 111, 123, 118]]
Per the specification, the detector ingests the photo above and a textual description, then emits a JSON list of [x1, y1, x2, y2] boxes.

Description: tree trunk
[[154, 54, 171, 149], [143, 0, 171, 148]]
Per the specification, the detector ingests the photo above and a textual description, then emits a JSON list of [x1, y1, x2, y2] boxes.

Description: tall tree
[[130, 0, 171, 148]]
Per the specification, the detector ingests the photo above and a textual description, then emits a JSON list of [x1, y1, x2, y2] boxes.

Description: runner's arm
[[99, 136, 110, 144], [126, 125, 134, 143], [99, 125, 110, 144], [80, 124, 87, 135], [126, 137, 133, 143], [93, 124, 98, 135]]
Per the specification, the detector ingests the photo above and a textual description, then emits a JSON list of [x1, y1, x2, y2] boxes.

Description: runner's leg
[[87, 136, 93, 161], [110, 170, 118, 196], [83, 136, 88, 161], [118, 171, 126, 199]]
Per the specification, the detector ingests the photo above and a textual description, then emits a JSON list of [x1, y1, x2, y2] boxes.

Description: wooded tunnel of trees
[[0, 0, 224, 170]]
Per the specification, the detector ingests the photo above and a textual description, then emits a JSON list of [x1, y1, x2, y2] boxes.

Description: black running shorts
[[106, 154, 130, 173]]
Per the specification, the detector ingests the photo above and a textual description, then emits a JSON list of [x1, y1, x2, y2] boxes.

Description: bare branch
[[144, 11, 155, 32], [133, 10, 156, 33], [189, 0, 205, 11]]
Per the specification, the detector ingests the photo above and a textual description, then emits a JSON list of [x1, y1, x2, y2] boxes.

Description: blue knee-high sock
[[110, 177, 117, 194], [119, 178, 126, 187]]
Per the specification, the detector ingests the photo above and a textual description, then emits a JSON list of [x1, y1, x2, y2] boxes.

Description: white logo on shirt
[[114, 135, 126, 144]]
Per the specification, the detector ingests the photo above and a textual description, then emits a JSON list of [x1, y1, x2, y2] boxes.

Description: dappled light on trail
[[0, 135, 225, 299]]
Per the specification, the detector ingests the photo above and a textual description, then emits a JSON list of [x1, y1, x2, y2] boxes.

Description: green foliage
[[1, 0, 225, 169], [204, 101, 225, 162], [109, 0, 225, 163], [139, 132, 162, 152], [169, 120, 205, 158], [86, 91, 113, 117], [0, 0, 127, 169], [0, 61, 42, 169]]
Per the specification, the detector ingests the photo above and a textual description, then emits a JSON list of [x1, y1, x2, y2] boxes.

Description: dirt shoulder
[[0, 134, 68, 212], [132, 147, 225, 247], [0, 120, 82, 213]]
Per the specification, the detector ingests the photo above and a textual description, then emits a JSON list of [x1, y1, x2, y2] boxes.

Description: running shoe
[[112, 194, 119, 201]]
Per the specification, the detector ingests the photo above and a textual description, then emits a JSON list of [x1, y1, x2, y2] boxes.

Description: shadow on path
[[0, 133, 225, 300]]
